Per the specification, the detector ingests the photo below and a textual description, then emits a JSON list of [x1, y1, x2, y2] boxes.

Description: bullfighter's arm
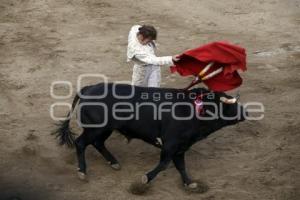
[[134, 53, 174, 66]]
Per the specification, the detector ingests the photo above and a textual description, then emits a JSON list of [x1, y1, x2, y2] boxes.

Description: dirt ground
[[0, 0, 300, 199]]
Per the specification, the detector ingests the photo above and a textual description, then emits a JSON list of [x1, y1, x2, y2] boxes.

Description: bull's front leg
[[142, 147, 174, 184], [173, 152, 206, 191], [173, 152, 196, 188]]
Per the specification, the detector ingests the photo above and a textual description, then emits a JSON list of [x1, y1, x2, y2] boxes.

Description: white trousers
[[131, 65, 161, 87]]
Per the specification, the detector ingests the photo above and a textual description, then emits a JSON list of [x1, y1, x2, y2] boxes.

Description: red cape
[[170, 41, 247, 92]]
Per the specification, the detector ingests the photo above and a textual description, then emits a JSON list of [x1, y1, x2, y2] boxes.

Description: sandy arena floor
[[0, 0, 299, 199]]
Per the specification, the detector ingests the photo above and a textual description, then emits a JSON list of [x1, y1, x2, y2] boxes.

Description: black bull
[[54, 83, 246, 188]]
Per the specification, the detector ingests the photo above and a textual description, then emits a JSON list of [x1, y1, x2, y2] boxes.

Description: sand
[[0, 0, 299, 199]]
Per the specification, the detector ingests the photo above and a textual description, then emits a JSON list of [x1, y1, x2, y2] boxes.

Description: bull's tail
[[53, 93, 80, 148]]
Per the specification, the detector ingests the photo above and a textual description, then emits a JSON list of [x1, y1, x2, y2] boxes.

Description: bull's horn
[[220, 97, 237, 104]]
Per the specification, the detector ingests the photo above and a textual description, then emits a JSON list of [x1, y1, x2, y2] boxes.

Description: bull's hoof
[[141, 175, 148, 184], [110, 163, 121, 170], [77, 171, 88, 182], [184, 180, 209, 193], [188, 182, 198, 189], [129, 181, 151, 195]]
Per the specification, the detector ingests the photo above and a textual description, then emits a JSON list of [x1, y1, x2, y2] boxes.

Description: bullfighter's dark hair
[[138, 25, 157, 40]]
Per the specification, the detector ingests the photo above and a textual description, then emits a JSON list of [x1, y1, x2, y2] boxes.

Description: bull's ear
[[235, 92, 240, 101], [220, 97, 237, 104]]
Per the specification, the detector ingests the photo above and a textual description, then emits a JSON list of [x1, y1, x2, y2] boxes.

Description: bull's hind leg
[[92, 130, 121, 170], [74, 130, 90, 180]]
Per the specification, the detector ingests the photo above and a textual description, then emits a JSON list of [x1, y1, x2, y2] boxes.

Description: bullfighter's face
[[137, 33, 153, 45]]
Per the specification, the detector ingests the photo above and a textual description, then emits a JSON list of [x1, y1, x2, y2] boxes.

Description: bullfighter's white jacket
[[127, 25, 173, 87]]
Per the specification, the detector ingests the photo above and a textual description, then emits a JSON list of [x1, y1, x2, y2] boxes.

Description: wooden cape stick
[[182, 62, 223, 91]]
